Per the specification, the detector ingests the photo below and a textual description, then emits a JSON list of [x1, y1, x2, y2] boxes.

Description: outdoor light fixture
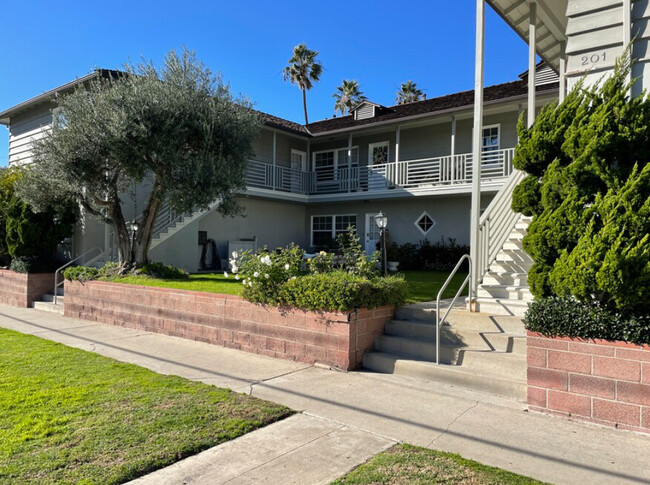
[[374, 211, 388, 276], [374, 211, 388, 229]]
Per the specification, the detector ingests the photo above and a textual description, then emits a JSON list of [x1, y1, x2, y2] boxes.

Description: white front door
[[291, 150, 306, 192], [365, 213, 380, 256], [368, 141, 390, 190]]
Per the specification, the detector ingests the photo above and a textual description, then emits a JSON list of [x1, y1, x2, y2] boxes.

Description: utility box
[[198, 231, 207, 245]]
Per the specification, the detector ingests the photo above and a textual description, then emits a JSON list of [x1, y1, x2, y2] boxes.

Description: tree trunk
[[302, 89, 309, 125], [110, 203, 131, 265], [132, 195, 161, 264]]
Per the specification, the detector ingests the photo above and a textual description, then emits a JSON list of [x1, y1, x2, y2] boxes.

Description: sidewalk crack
[[426, 401, 479, 447]]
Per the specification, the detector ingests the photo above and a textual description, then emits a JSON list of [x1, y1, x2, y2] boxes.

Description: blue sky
[[0, 1, 529, 167]]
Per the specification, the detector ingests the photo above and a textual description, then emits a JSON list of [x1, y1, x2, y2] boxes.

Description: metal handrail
[[53, 246, 103, 305], [435, 254, 472, 365]]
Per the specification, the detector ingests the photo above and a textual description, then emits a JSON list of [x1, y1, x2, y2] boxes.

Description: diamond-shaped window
[[415, 212, 435, 235]]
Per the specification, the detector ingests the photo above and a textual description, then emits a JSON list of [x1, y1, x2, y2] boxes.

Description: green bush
[[395, 237, 468, 271], [525, 297, 650, 345], [278, 272, 407, 312], [512, 54, 650, 316], [64, 266, 99, 282], [0, 166, 77, 271], [136, 261, 189, 279]]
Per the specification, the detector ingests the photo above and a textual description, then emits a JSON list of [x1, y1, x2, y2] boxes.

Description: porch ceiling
[[487, 0, 568, 72]]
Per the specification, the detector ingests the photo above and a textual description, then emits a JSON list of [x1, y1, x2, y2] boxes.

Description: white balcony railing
[[245, 148, 515, 196]]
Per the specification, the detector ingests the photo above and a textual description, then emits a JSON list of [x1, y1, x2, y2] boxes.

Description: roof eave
[[308, 86, 558, 137]]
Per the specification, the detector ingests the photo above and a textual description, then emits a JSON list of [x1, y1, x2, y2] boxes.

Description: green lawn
[[331, 444, 546, 485], [0, 328, 292, 485], [109, 270, 467, 305], [111, 272, 242, 295], [402, 271, 468, 304]]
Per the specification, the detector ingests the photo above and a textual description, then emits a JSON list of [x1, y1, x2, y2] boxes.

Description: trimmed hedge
[[524, 297, 650, 346], [277, 272, 408, 312], [393, 237, 469, 271]]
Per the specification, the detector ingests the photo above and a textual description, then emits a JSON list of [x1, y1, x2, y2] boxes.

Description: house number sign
[[580, 52, 606, 66]]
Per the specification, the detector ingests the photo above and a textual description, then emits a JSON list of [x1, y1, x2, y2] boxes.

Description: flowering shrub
[[226, 244, 304, 305], [225, 234, 404, 311]]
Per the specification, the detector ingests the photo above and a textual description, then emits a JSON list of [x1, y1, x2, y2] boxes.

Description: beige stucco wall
[[304, 193, 495, 250], [149, 197, 307, 272]]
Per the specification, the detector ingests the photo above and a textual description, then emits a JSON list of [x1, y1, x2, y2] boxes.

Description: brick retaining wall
[[527, 331, 650, 433], [0, 270, 54, 308], [64, 280, 393, 370]]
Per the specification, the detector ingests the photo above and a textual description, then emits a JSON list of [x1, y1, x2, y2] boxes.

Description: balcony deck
[[245, 148, 515, 200]]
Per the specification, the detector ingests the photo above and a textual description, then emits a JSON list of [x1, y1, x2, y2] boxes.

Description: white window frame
[[414, 211, 436, 236], [481, 124, 501, 152], [290, 149, 307, 171], [311, 146, 359, 171], [368, 141, 390, 165], [310, 214, 357, 247]]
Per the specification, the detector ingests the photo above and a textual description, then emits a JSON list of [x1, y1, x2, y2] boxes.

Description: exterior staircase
[[475, 215, 533, 317], [32, 288, 65, 315], [363, 304, 527, 400], [149, 200, 221, 251]]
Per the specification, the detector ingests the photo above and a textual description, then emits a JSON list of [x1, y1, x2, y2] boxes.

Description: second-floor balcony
[[245, 147, 515, 198]]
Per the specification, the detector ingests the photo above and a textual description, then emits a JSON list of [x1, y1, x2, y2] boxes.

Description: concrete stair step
[[394, 306, 526, 333], [384, 320, 526, 353], [489, 260, 533, 273], [515, 221, 531, 230], [457, 349, 527, 381], [482, 332, 527, 354], [40, 293, 64, 303], [374, 335, 467, 364], [32, 300, 64, 314], [362, 352, 527, 401], [477, 285, 533, 301], [495, 249, 533, 264], [475, 298, 530, 318], [481, 272, 528, 286], [502, 239, 524, 250]]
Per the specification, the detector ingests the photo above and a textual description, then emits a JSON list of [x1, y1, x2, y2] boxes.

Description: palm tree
[[396, 81, 425, 104], [282, 43, 323, 125], [333, 80, 366, 116]]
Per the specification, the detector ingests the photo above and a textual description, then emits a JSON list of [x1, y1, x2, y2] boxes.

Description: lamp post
[[374, 211, 388, 277], [129, 220, 139, 258]]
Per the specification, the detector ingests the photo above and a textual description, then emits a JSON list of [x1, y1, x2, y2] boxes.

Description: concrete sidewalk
[[1, 304, 650, 485]]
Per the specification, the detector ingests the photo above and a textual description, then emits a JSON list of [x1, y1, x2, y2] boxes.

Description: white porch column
[[395, 125, 401, 163], [528, 0, 537, 128], [560, 41, 566, 103], [272, 131, 277, 189], [348, 133, 353, 192], [450, 116, 456, 183], [469, 0, 485, 304]]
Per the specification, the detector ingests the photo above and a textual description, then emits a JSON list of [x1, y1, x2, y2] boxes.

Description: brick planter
[[64, 280, 394, 370], [0, 269, 54, 308], [527, 331, 650, 433]]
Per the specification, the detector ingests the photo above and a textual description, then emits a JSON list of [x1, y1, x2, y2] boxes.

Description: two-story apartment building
[[0, 66, 558, 272]]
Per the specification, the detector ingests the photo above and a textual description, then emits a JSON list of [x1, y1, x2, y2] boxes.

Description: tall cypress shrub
[[512, 55, 650, 315]]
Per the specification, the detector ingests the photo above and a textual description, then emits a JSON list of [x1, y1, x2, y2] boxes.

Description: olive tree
[[21, 49, 261, 265]]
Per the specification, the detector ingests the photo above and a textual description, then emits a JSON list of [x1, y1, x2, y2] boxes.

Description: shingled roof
[[305, 79, 558, 135]]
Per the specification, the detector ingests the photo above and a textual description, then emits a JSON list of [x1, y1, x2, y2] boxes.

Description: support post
[[450, 115, 456, 182], [560, 41, 566, 103], [348, 133, 353, 192], [623, 0, 632, 95], [469, 0, 485, 308], [528, 1, 537, 128], [272, 131, 277, 189], [395, 126, 401, 186]]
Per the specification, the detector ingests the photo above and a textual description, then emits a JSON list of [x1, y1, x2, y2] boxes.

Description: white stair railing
[[477, 169, 527, 282]]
